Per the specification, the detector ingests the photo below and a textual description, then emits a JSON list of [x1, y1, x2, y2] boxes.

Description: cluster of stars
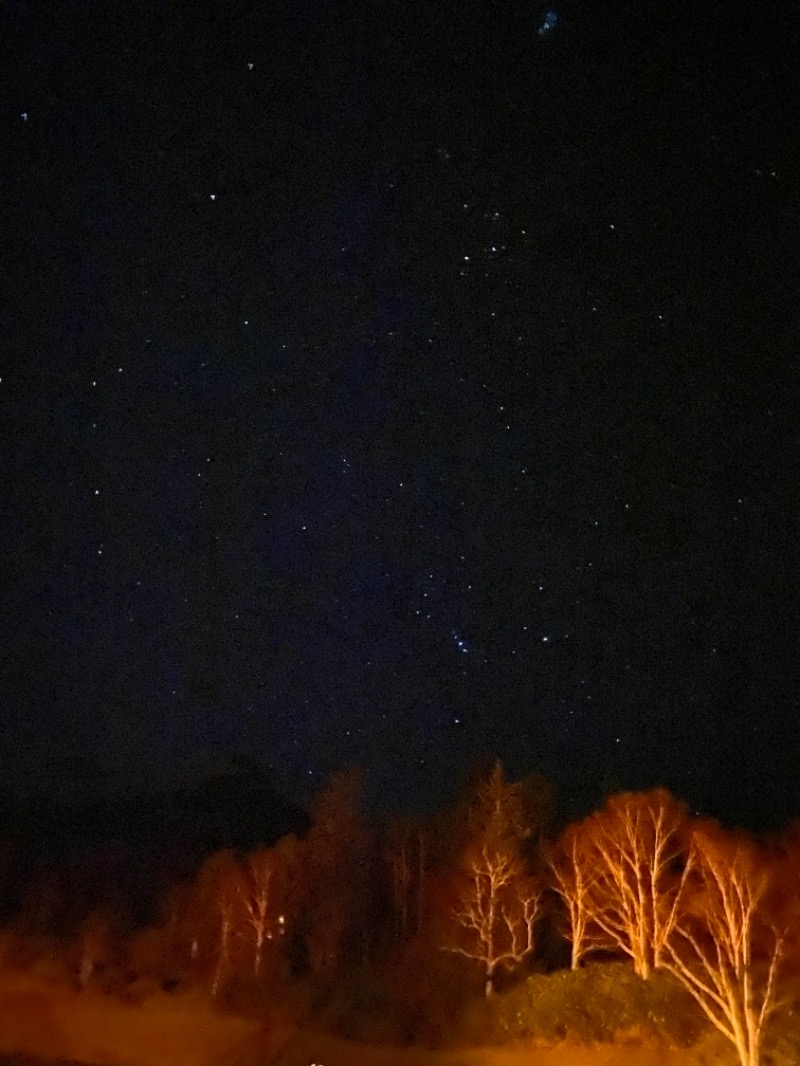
[[4, 0, 792, 823]]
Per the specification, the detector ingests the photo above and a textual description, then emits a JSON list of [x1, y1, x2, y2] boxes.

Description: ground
[[0, 970, 733, 1066]]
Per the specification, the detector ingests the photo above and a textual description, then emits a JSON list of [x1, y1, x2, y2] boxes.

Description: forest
[[0, 762, 799, 1066]]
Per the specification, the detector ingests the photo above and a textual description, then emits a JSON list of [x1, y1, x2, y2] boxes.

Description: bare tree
[[237, 849, 275, 976], [664, 829, 784, 1066], [446, 839, 541, 997], [194, 849, 244, 994], [549, 828, 607, 969], [211, 897, 233, 998], [567, 789, 687, 978]]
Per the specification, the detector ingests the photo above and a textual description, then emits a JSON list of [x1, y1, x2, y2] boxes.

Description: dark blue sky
[[3, 0, 799, 826]]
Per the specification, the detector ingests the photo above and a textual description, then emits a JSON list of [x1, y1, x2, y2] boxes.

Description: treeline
[[2, 762, 800, 1066]]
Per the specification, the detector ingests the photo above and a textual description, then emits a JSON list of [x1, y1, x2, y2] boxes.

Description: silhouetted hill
[[0, 762, 308, 860], [0, 764, 309, 923], [172, 761, 309, 850]]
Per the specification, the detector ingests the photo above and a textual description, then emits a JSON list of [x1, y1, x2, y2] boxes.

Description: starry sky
[[3, 0, 799, 827]]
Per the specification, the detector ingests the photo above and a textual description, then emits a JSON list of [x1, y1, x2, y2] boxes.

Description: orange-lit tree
[[664, 827, 784, 1066], [561, 788, 688, 978], [236, 848, 275, 977], [549, 825, 606, 970], [444, 761, 542, 996], [211, 896, 234, 998], [771, 824, 800, 970], [447, 839, 540, 997], [193, 849, 243, 997]]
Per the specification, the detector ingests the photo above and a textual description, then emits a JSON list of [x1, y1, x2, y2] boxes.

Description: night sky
[[3, 0, 799, 827]]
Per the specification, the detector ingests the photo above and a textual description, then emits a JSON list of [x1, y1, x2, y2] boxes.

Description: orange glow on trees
[[444, 761, 543, 996], [664, 827, 784, 1066], [447, 839, 540, 997], [211, 896, 233, 998], [236, 849, 274, 977], [557, 789, 688, 978], [193, 849, 242, 997], [549, 825, 607, 970]]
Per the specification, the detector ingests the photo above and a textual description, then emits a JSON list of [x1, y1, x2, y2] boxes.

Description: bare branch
[[445, 840, 541, 996], [664, 833, 785, 1066], [552, 789, 687, 978]]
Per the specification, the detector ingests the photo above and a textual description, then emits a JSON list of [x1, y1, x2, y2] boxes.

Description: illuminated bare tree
[[211, 897, 233, 998], [194, 849, 243, 995], [664, 830, 784, 1066], [237, 849, 274, 976], [549, 827, 608, 970], [446, 839, 541, 997], [439, 760, 550, 995], [569, 789, 687, 978]]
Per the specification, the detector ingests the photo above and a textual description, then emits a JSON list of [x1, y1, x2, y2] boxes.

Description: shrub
[[457, 962, 707, 1047]]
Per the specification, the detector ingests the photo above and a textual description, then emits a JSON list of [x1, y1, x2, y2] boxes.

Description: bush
[[456, 962, 708, 1048]]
